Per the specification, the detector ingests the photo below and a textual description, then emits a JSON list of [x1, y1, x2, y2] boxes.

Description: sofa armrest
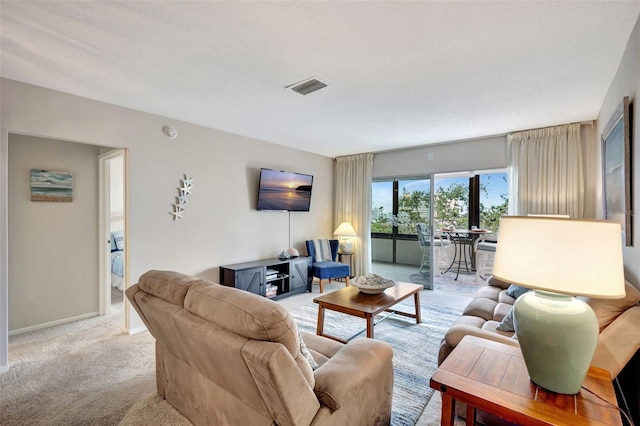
[[444, 324, 520, 349], [591, 305, 640, 379], [313, 338, 393, 410], [125, 284, 153, 335], [242, 340, 320, 426]]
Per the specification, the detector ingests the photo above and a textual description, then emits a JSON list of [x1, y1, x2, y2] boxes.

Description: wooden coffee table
[[430, 335, 622, 426], [313, 282, 422, 343]]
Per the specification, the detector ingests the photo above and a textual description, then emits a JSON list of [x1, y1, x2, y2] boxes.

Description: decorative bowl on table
[[351, 273, 396, 294]]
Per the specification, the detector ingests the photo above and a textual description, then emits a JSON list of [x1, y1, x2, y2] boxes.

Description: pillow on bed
[[111, 231, 124, 252]]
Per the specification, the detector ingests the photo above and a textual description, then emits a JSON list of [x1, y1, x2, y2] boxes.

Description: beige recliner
[[126, 270, 394, 426]]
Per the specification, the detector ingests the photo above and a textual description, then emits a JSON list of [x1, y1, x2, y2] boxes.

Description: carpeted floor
[[0, 305, 156, 425]]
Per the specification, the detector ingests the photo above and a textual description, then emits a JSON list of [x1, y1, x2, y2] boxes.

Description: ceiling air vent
[[286, 77, 328, 96]]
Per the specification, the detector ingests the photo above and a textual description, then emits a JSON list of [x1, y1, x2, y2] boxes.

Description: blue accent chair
[[305, 239, 350, 293]]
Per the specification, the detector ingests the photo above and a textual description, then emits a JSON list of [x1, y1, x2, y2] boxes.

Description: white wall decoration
[[171, 174, 194, 220]]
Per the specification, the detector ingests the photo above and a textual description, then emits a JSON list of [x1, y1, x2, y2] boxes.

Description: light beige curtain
[[334, 153, 374, 276], [507, 123, 589, 218]]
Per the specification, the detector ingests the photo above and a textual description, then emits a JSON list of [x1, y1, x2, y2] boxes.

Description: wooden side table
[[430, 335, 622, 426], [337, 251, 353, 277]]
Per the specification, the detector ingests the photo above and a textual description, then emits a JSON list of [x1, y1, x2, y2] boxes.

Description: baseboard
[[8, 312, 99, 336], [128, 326, 147, 335]]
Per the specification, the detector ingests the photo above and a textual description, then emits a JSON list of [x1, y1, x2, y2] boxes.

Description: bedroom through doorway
[[99, 149, 126, 319]]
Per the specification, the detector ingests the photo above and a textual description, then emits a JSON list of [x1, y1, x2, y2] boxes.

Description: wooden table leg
[[316, 305, 325, 336], [441, 394, 455, 426], [414, 291, 422, 324], [366, 315, 374, 338]]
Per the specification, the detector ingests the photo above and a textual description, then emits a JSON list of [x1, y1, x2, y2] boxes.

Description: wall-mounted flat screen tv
[[256, 168, 313, 212]]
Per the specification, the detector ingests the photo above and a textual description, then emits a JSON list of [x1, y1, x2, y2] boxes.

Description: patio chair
[[416, 223, 450, 274], [474, 234, 498, 281]]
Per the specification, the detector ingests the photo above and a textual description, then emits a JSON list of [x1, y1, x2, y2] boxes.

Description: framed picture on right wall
[[602, 96, 632, 246]]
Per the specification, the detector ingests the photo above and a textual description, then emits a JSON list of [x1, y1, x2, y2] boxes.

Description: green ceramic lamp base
[[514, 290, 599, 394]]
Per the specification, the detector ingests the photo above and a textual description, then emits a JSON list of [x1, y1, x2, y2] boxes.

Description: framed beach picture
[[30, 169, 73, 202], [601, 96, 632, 246]]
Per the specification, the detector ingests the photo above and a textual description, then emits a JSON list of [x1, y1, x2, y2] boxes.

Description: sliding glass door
[[370, 170, 508, 288], [371, 176, 435, 288]]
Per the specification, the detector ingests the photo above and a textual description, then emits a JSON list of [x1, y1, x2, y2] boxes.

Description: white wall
[[9, 135, 100, 331], [0, 78, 334, 370], [597, 14, 640, 286]]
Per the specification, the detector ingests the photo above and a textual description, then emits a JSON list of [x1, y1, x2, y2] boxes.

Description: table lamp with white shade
[[492, 216, 625, 394], [334, 222, 357, 254]]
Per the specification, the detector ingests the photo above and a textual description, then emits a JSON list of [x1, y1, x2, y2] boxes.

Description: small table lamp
[[334, 222, 357, 254], [492, 216, 625, 394]]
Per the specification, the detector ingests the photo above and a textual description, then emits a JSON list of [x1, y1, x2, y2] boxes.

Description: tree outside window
[[479, 173, 508, 232], [433, 178, 469, 230], [371, 172, 508, 236]]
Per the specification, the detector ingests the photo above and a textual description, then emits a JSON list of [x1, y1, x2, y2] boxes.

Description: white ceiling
[[2, 1, 640, 158]]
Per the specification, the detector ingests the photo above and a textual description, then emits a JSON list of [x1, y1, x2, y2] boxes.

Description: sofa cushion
[[583, 282, 640, 332], [498, 290, 517, 305], [483, 320, 514, 337], [493, 302, 512, 322], [462, 298, 498, 321], [487, 276, 511, 290], [474, 285, 503, 301], [185, 281, 315, 385], [185, 282, 299, 354], [137, 270, 205, 306], [453, 314, 487, 328], [300, 331, 344, 369]]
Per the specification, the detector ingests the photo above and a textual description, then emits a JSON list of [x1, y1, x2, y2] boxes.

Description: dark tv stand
[[219, 256, 311, 300]]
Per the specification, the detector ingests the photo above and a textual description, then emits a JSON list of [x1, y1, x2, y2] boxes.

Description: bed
[[110, 231, 124, 291]]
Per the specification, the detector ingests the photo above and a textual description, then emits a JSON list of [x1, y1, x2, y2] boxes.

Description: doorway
[[99, 150, 126, 317]]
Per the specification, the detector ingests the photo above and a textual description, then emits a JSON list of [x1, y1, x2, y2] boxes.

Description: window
[[371, 171, 508, 236], [479, 172, 509, 232], [372, 178, 431, 237], [371, 180, 394, 234], [433, 175, 469, 230]]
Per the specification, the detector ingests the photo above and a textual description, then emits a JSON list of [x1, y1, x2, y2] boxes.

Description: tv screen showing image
[[256, 168, 313, 212]]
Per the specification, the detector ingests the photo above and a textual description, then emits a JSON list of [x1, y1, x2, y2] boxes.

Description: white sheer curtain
[[334, 153, 374, 276], [507, 123, 587, 218]]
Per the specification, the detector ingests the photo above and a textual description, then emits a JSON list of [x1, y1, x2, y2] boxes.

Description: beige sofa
[[438, 276, 640, 383], [126, 270, 394, 426]]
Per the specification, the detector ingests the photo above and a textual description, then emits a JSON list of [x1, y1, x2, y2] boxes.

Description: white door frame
[[98, 149, 129, 329]]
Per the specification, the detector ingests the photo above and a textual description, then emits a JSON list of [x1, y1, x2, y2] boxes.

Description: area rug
[[290, 297, 460, 426], [410, 271, 485, 296], [409, 273, 431, 286]]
